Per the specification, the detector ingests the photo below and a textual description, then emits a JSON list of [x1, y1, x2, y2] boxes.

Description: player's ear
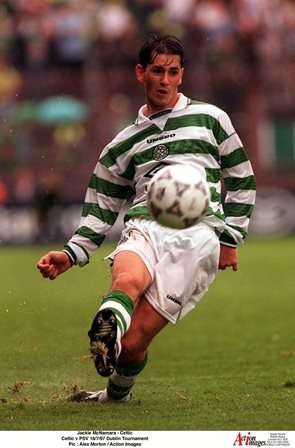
[[178, 67, 184, 87], [135, 64, 145, 83]]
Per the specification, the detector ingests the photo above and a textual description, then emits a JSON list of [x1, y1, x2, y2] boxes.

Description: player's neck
[[143, 93, 180, 117]]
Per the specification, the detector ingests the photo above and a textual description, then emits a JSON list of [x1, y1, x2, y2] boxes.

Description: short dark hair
[[138, 34, 184, 69]]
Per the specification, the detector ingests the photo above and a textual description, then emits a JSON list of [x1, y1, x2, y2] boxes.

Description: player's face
[[136, 53, 183, 115]]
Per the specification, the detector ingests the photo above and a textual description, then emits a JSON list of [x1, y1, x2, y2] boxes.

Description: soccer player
[[37, 34, 256, 402]]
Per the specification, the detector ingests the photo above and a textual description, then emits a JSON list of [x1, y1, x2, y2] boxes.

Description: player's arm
[[217, 110, 256, 270], [64, 160, 134, 267], [37, 155, 134, 279]]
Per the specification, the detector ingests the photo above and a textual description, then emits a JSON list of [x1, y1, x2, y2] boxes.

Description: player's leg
[[102, 222, 220, 398], [73, 221, 220, 402], [73, 297, 168, 402], [105, 297, 168, 400], [88, 250, 152, 377]]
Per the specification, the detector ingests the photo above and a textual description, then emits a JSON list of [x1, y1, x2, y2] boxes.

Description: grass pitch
[[0, 238, 295, 430]]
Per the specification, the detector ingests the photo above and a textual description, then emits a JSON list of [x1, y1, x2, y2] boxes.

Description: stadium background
[[1, 0, 295, 243]]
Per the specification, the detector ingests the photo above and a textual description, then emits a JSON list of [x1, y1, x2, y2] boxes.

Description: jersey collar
[[135, 93, 189, 129]]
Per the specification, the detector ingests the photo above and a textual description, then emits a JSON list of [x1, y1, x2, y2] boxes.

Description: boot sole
[[88, 308, 117, 377]]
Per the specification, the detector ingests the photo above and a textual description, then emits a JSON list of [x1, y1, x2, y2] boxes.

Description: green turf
[[0, 238, 295, 430]]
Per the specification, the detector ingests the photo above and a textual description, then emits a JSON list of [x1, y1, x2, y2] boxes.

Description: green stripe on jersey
[[224, 203, 254, 217], [82, 203, 118, 225], [210, 187, 221, 202], [221, 147, 248, 168], [124, 205, 151, 221], [220, 230, 238, 246], [120, 139, 219, 180], [206, 168, 220, 183], [224, 175, 256, 191], [164, 114, 229, 144], [75, 226, 105, 246], [89, 174, 134, 199], [207, 206, 225, 220], [153, 139, 219, 161], [124, 203, 225, 222], [100, 124, 160, 168]]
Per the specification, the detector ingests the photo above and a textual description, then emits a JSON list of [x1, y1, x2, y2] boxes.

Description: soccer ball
[[147, 164, 210, 229]]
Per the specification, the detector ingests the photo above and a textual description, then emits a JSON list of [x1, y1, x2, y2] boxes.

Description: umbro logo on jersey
[[147, 133, 175, 144]]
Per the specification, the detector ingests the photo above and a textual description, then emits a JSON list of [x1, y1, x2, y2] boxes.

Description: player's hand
[[219, 245, 238, 271], [37, 251, 72, 280]]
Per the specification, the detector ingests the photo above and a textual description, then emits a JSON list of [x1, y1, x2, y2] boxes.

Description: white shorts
[[107, 218, 220, 324]]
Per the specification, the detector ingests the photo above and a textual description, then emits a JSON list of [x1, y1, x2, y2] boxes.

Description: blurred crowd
[[1, 0, 295, 76], [1, 0, 295, 207]]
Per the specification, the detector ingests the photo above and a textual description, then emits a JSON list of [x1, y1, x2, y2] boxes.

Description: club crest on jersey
[[153, 144, 169, 161]]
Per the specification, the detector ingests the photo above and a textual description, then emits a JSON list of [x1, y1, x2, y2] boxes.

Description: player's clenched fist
[[37, 251, 72, 280]]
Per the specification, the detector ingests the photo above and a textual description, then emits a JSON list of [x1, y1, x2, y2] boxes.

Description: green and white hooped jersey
[[65, 94, 256, 266]]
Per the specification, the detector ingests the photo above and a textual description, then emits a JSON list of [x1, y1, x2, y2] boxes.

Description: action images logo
[[233, 432, 267, 447]]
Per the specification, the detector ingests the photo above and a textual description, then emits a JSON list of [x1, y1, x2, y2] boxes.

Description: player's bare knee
[[111, 271, 143, 299]]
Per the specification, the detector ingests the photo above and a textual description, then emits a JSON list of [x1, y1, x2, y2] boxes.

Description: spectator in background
[[0, 180, 8, 206], [234, 0, 295, 114], [13, 167, 35, 204], [33, 171, 62, 242], [0, 49, 22, 114], [94, 0, 138, 68], [11, 1, 49, 69], [48, 0, 93, 69], [1, 0, 295, 213], [190, 0, 248, 131], [193, 0, 234, 43], [127, 0, 161, 37], [162, 0, 195, 24]]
